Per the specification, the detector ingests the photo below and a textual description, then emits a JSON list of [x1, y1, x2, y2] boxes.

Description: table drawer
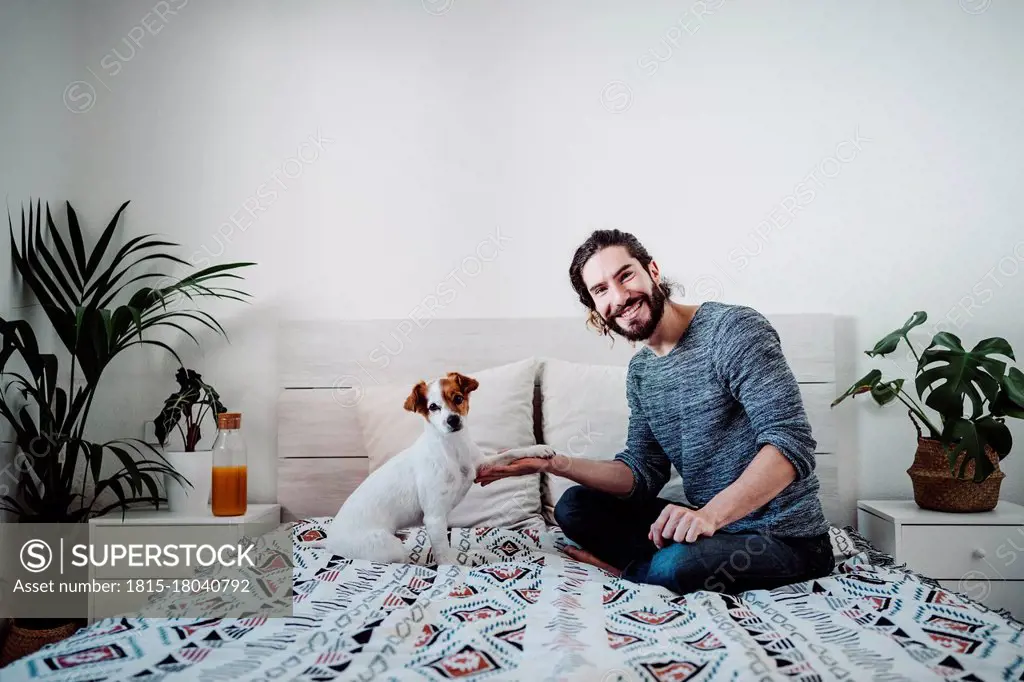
[[937, 580, 1024, 620], [901, 524, 1024, 580]]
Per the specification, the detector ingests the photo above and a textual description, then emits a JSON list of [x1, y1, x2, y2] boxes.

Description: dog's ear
[[448, 372, 479, 394], [404, 381, 428, 414]]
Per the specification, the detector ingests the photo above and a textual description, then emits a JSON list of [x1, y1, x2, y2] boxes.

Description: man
[[476, 229, 834, 595]]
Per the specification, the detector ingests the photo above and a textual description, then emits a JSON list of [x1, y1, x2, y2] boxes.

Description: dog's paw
[[519, 445, 557, 459], [489, 445, 557, 465]]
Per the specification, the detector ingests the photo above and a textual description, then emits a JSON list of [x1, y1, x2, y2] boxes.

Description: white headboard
[[276, 315, 852, 525]]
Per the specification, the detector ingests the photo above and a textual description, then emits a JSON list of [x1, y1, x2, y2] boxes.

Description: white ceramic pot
[[164, 450, 212, 514]]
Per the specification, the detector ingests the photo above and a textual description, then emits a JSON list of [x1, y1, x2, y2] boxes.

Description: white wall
[[0, 2, 80, 638], [0, 1, 81, 520], [3, 0, 1023, 517]]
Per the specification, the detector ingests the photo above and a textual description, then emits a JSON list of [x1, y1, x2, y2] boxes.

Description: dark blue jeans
[[554, 485, 834, 595]]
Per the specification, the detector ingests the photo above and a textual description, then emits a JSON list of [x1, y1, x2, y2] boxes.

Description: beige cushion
[[538, 357, 688, 522], [355, 357, 545, 530]]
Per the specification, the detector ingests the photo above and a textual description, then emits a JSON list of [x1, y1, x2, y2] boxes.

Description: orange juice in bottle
[[211, 412, 247, 516]]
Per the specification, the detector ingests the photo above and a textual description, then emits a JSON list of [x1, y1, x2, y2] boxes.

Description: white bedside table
[[87, 504, 281, 622], [857, 500, 1024, 619]]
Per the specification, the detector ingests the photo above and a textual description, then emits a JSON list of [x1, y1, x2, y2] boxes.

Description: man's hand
[[477, 452, 635, 498], [475, 457, 551, 486], [475, 446, 557, 486], [649, 504, 718, 547]]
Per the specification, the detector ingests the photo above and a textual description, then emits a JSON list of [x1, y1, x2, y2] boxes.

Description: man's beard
[[606, 286, 667, 342]]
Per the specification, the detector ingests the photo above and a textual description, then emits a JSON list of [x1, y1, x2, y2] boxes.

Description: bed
[[3, 315, 1023, 681]]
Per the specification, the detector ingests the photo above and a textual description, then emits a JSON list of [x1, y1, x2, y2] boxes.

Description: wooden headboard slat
[[279, 314, 836, 388]]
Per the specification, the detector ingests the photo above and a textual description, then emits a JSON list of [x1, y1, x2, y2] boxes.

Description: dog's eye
[[428, 403, 440, 412], [453, 395, 463, 404]]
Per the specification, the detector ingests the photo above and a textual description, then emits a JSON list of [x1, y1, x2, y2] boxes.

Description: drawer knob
[[972, 548, 987, 559]]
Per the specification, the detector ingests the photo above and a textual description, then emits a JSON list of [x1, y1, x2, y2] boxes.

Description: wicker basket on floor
[[0, 621, 81, 666]]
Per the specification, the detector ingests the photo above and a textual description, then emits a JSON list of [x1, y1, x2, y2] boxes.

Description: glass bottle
[[211, 412, 247, 516]]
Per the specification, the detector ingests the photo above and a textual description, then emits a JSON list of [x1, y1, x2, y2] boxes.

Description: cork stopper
[[217, 412, 242, 429]]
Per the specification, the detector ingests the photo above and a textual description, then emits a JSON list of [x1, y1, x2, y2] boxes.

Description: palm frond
[[45, 203, 84, 291], [65, 201, 89, 279], [82, 200, 130, 283]]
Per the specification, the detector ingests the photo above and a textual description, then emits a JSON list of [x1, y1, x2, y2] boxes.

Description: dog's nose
[[446, 415, 461, 429]]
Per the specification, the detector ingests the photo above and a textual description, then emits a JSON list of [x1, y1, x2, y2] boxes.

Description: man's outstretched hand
[[475, 457, 550, 486]]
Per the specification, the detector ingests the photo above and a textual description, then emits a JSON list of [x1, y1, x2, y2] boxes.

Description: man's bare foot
[[563, 546, 622, 577]]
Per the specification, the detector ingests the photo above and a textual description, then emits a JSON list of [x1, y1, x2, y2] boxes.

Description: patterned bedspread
[[3, 518, 1023, 681]]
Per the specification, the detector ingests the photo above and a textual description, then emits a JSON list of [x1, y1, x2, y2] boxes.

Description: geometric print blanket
[[3, 517, 1023, 681]]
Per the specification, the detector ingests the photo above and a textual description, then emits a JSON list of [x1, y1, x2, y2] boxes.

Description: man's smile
[[616, 298, 646, 323]]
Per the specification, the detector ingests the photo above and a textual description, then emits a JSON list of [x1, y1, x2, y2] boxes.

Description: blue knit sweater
[[615, 301, 829, 538]]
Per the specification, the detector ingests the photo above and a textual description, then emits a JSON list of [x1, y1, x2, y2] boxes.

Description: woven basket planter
[[0, 620, 81, 666], [907, 437, 1004, 513]]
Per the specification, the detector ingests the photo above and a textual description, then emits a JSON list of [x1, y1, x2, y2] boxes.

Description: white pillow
[[538, 357, 688, 522], [355, 357, 545, 530]]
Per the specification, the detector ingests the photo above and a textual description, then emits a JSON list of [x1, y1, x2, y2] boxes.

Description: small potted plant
[[153, 367, 228, 513], [832, 311, 1024, 512]]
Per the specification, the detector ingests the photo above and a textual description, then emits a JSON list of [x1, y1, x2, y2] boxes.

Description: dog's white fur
[[321, 372, 552, 565]]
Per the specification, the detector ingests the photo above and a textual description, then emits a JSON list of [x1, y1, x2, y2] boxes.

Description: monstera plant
[[832, 311, 1024, 511], [0, 199, 255, 524]]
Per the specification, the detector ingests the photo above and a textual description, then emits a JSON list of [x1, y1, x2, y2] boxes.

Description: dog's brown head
[[404, 372, 479, 434]]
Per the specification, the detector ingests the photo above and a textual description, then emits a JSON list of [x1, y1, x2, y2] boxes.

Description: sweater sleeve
[[712, 307, 818, 481], [613, 359, 672, 500]]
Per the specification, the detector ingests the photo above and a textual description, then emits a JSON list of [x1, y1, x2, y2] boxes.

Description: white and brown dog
[[323, 371, 552, 565]]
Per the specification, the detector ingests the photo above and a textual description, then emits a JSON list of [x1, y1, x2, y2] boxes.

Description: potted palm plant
[[0, 199, 254, 664], [152, 367, 227, 513], [831, 311, 1024, 512]]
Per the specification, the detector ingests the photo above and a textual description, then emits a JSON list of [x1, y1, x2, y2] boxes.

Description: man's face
[[581, 245, 666, 342]]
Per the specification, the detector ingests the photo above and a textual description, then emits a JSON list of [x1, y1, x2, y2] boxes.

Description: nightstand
[[86, 504, 281, 623], [857, 500, 1024, 619]]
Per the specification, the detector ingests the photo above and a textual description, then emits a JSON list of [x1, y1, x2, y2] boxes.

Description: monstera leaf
[[915, 333, 1012, 419], [831, 369, 881, 407], [914, 334, 1018, 481], [991, 367, 1024, 419], [864, 311, 928, 358], [870, 378, 905, 406], [941, 416, 1013, 482]]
